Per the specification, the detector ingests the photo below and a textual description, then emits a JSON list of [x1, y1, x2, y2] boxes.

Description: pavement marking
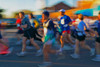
[[0, 60, 97, 67]]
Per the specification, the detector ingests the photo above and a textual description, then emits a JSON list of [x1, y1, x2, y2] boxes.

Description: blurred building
[[43, 2, 74, 12], [91, 0, 100, 8], [77, 0, 94, 9]]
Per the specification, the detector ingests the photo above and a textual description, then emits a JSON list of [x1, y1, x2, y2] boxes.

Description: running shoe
[[35, 49, 43, 56], [38, 62, 52, 67], [26, 46, 35, 50], [56, 50, 65, 60], [90, 48, 95, 56], [70, 54, 80, 59], [0, 47, 13, 55], [17, 52, 27, 57], [63, 45, 74, 50], [16, 40, 22, 45], [92, 57, 100, 62]]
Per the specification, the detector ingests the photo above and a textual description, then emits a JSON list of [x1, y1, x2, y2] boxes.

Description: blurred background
[[0, 0, 100, 29]]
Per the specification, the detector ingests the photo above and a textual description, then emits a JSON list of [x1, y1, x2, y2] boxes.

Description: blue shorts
[[0, 33, 2, 39]]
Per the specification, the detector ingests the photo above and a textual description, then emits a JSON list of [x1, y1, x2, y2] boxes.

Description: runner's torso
[[59, 15, 72, 31], [21, 17, 31, 31], [43, 19, 56, 37]]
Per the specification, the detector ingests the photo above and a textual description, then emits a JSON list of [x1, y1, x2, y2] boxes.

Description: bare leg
[[43, 45, 51, 62], [60, 33, 66, 48], [95, 42, 100, 55], [30, 38, 40, 50], [0, 39, 8, 47], [74, 39, 80, 54], [22, 37, 27, 52], [80, 41, 91, 51], [66, 34, 74, 44]]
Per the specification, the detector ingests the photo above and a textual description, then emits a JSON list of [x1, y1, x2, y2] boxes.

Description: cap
[[59, 9, 65, 12]]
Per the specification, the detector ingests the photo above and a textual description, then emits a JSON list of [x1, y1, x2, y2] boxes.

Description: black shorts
[[0, 32, 2, 39], [85, 29, 90, 32], [17, 30, 24, 34], [76, 35, 86, 41], [57, 31, 62, 35], [96, 37, 100, 43], [93, 28, 98, 31], [23, 27, 35, 39]]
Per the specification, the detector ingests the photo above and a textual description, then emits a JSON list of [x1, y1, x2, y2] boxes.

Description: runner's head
[[15, 13, 19, 19], [78, 14, 84, 20], [28, 13, 35, 19], [98, 11, 100, 20], [42, 11, 49, 20], [19, 12, 25, 19], [59, 9, 65, 16]]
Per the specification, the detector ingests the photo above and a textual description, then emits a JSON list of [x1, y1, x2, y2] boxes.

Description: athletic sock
[[59, 48, 63, 52]]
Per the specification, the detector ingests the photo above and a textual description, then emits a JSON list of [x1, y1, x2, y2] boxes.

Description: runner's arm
[[21, 24, 27, 28]]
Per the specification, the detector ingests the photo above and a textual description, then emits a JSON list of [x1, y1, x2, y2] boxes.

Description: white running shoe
[[92, 57, 100, 62], [26, 46, 35, 50], [63, 45, 74, 50], [90, 48, 95, 56], [56, 50, 65, 60], [17, 52, 27, 57], [38, 62, 52, 67], [16, 40, 22, 45], [35, 49, 43, 56], [70, 54, 80, 59]]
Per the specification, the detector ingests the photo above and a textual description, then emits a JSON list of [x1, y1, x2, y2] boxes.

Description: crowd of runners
[[0, 9, 100, 67]]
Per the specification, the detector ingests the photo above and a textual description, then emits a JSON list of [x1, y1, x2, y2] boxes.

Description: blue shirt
[[77, 21, 87, 35], [95, 20, 100, 34], [93, 20, 100, 33], [21, 17, 31, 31], [59, 15, 72, 31]]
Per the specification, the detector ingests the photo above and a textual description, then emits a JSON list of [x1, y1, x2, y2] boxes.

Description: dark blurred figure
[[28, 13, 42, 41]]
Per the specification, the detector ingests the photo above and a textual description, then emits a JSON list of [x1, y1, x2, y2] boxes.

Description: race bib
[[61, 19, 65, 24], [63, 24, 68, 27]]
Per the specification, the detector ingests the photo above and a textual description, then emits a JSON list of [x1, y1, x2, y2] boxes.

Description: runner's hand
[[63, 24, 68, 27]]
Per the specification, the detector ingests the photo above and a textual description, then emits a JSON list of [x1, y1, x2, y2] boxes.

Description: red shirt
[[16, 19, 23, 30]]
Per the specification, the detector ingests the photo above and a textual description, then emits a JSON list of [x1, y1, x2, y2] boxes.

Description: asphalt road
[[0, 29, 100, 67]]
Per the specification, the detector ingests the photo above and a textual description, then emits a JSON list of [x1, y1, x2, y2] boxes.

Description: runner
[[58, 9, 75, 53], [17, 12, 42, 56], [16, 14, 24, 45], [28, 13, 42, 41], [38, 11, 59, 67], [92, 12, 100, 61], [0, 21, 13, 55], [70, 14, 95, 59]]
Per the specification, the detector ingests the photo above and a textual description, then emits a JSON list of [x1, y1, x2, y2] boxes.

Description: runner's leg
[[22, 37, 27, 52]]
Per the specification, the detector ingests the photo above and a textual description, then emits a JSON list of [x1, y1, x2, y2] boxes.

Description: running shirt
[[94, 20, 100, 35], [77, 21, 88, 35], [21, 17, 31, 31], [59, 15, 72, 31], [75, 18, 81, 25], [29, 18, 39, 29], [43, 19, 56, 43], [43, 19, 56, 37], [29, 19, 34, 27], [83, 18, 91, 29], [16, 19, 23, 30]]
